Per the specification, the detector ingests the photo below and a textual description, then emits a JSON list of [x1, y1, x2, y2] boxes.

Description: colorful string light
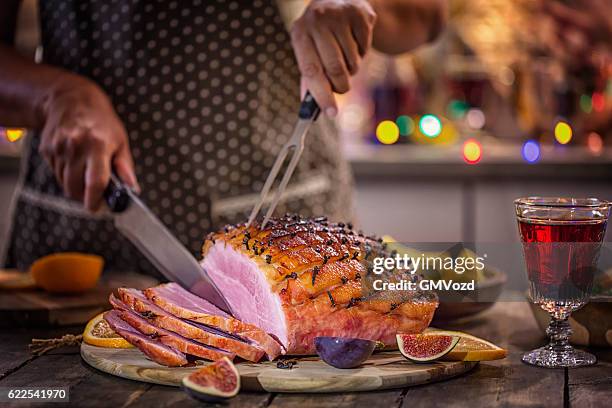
[[579, 94, 592, 114], [419, 115, 442, 138], [554, 121, 572, 145], [592, 92, 605, 112], [466, 109, 486, 129], [375, 120, 400, 145], [447, 100, 469, 119], [587, 132, 603, 155], [463, 139, 482, 164], [395, 115, 414, 136], [521, 140, 540, 163], [2, 128, 26, 143]]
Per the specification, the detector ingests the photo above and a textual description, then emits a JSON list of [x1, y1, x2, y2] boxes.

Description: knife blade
[[104, 175, 233, 314]]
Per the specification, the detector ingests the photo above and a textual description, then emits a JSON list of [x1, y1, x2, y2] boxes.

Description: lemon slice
[[83, 312, 133, 348], [425, 329, 507, 361]]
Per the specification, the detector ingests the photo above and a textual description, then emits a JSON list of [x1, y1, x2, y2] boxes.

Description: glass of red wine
[[515, 197, 610, 368]]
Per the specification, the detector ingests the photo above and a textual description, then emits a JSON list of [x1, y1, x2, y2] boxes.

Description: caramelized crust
[[202, 214, 438, 353], [203, 215, 384, 286]]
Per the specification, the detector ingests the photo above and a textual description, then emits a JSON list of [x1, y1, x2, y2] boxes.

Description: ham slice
[[117, 287, 265, 362], [144, 283, 282, 359], [103, 310, 187, 367], [201, 215, 438, 354], [110, 294, 235, 362]]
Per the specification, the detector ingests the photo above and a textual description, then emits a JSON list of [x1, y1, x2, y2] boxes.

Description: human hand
[[38, 75, 139, 211], [291, 0, 376, 117]]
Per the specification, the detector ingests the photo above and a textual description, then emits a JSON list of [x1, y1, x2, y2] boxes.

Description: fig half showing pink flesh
[[315, 337, 376, 369], [396, 334, 459, 363], [182, 357, 240, 402]]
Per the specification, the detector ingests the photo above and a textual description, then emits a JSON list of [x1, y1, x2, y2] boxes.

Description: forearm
[[370, 0, 447, 54], [0, 44, 80, 128]]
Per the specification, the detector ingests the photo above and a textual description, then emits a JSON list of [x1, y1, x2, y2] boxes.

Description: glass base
[[522, 345, 596, 368]]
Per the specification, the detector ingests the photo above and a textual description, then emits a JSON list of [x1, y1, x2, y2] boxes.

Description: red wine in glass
[[518, 220, 607, 310], [515, 197, 610, 368]]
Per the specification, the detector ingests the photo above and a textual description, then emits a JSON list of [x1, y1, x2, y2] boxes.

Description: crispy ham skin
[[109, 295, 235, 362], [103, 310, 187, 367], [144, 283, 282, 359], [202, 215, 438, 354], [117, 288, 265, 362]]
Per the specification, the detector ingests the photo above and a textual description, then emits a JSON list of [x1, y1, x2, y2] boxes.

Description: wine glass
[[515, 197, 610, 368]]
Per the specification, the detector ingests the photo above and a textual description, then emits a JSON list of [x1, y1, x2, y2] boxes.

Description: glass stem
[[546, 317, 573, 354]]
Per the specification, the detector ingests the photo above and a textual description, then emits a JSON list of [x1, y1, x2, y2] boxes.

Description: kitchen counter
[[345, 143, 612, 180], [1, 300, 609, 407]]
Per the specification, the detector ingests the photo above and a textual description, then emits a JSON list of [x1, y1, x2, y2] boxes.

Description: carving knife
[[104, 176, 233, 314]]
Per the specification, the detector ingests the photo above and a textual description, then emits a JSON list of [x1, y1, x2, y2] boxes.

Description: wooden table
[[1, 301, 610, 407]]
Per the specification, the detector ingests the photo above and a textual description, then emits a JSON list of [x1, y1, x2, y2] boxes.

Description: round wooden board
[[81, 343, 477, 393]]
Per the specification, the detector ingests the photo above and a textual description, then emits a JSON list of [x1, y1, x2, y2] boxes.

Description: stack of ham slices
[[105, 215, 437, 367], [106, 283, 282, 366]]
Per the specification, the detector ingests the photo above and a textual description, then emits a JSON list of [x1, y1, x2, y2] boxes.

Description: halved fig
[[396, 333, 459, 363], [315, 336, 376, 369], [182, 357, 240, 401]]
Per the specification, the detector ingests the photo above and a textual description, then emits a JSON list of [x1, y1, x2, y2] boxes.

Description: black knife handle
[[298, 91, 321, 121], [104, 174, 131, 213]]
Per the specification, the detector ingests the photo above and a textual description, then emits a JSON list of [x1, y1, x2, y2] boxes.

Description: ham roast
[[201, 215, 437, 354], [105, 215, 437, 366]]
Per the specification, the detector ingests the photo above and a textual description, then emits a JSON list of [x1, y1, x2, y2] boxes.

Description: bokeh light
[[522, 140, 540, 163], [447, 100, 469, 119], [419, 114, 442, 138], [554, 121, 572, 145], [587, 132, 603, 155], [395, 115, 414, 136], [579, 94, 592, 113], [3, 128, 25, 142], [463, 139, 482, 164], [466, 109, 486, 129], [592, 92, 605, 112], [410, 117, 457, 145], [376, 120, 400, 145]]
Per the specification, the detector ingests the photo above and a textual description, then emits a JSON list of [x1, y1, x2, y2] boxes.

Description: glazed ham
[[201, 215, 437, 354], [105, 215, 437, 365]]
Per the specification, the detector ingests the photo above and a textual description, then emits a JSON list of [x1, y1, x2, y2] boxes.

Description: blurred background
[[1, 0, 611, 251]]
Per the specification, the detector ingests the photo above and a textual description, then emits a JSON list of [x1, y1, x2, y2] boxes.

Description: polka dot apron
[[1, 0, 354, 274]]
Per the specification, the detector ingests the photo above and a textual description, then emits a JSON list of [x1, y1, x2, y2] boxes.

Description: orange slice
[[30, 252, 103, 293], [425, 329, 507, 361], [83, 313, 133, 348]]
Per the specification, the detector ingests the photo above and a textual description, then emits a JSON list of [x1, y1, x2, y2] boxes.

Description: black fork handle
[[299, 91, 321, 121]]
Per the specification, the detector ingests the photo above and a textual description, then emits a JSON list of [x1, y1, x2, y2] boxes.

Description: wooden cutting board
[[81, 343, 477, 393], [0, 272, 158, 328]]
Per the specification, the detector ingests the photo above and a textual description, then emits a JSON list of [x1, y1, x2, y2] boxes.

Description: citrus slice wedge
[[30, 252, 103, 293], [83, 312, 133, 348], [425, 329, 507, 361]]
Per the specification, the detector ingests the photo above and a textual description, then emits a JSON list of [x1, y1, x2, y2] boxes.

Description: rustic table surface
[[1, 300, 610, 408]]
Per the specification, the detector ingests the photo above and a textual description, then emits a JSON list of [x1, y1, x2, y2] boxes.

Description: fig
[[315, 336, 376, 369], [182, 357, 240, 401], [397, 333, 459, 363]]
